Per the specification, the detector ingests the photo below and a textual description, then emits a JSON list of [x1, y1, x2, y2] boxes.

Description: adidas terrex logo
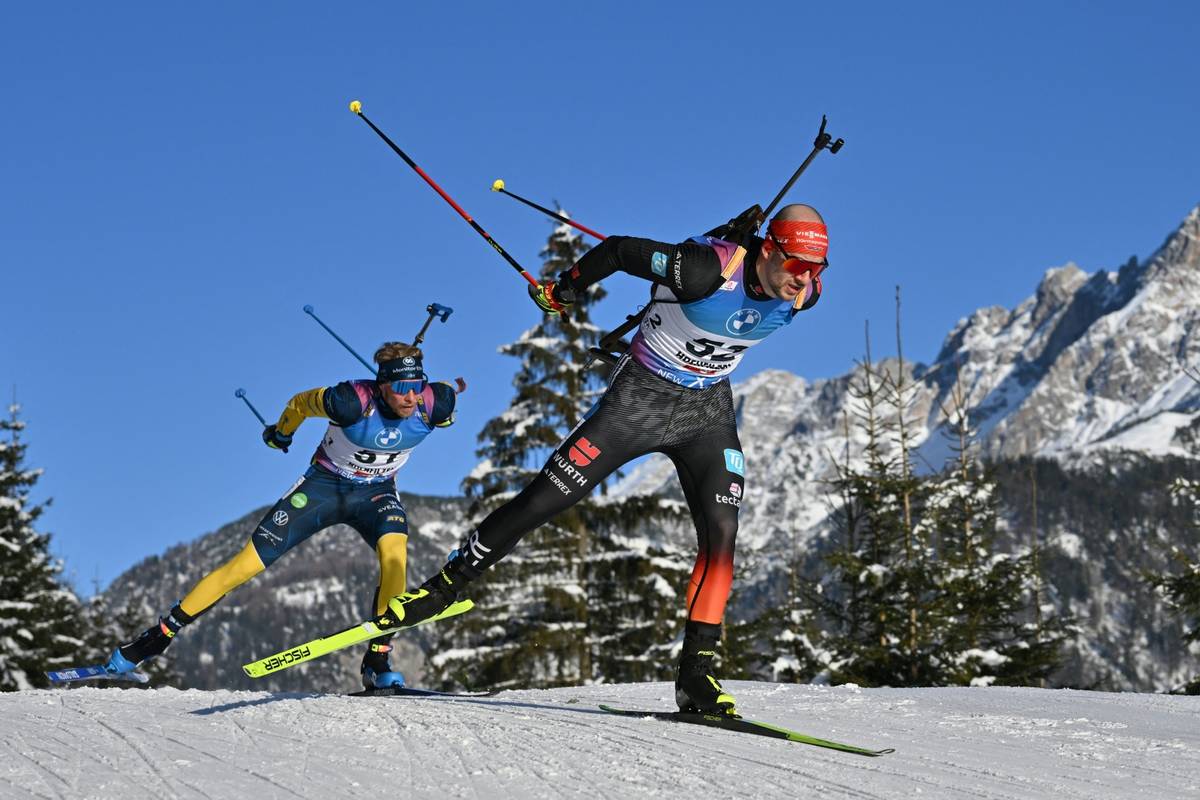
[[465, 530, 492, 565]]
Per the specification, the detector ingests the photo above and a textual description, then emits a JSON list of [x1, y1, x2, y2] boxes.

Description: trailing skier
[[108, 342, 463, 690]]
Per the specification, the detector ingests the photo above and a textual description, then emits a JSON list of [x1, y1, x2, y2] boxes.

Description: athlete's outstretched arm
[[274, 382, 364, 436], [557, 236, 726, 302]]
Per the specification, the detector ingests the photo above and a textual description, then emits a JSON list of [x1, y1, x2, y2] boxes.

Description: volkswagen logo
[[726, 308, 762, 335], [272, 510, 289, 526], [375, 428, 402, 447]]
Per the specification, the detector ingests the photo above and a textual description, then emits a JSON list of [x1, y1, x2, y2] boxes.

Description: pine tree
[[785, 291, 1071, 689], [804, 323, 940, 686], [434, 216, 687, 690], [0, 402, 82, 691], [921, 373, 1069, 687], [747, 548, 827, 683], [1148, 477, 1200, 694], [1144, 365, 1200, 693]]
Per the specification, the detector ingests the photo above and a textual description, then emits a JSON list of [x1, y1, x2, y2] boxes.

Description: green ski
[[598, 705, 895, 757], [242, 598, 473, 678]]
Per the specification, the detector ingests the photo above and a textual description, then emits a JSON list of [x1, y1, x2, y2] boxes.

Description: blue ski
[[46, 665, 150, 685]]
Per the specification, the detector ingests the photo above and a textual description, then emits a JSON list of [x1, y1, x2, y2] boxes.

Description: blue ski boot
[[109, 603, 195, 673], [361, 642, 405, 689], [104, 647, 140, 675]]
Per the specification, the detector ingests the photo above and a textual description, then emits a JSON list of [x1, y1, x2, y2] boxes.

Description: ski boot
[[383, 557, 476, 630], [675, 621, 738, 717], [361, 642, 405, 690], [107, 604, 194, 674]]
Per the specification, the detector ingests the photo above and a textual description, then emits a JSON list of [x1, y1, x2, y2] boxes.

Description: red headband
[[768, 219, 829, 260]]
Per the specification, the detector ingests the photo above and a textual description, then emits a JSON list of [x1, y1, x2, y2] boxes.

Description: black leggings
[[461, 358, 745, 624]]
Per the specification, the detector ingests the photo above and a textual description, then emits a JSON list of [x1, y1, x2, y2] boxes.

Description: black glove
[[262, 424, 292, 453]]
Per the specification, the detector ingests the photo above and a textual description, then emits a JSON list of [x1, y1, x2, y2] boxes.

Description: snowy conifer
[[1149, 477, 1200, 693], [803, 329, 941, 686], [800, 319, 1068, 688], [0, 403, 81, 691], [921, 376, 1069, 687], [435, 214, 686, 689]]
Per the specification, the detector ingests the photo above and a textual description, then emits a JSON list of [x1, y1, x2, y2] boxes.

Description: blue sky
[[3, 1, 1198, 591]]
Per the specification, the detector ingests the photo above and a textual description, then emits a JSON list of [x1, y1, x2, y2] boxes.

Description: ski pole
[[704, 116, 844, 244], [234, 388, 268, 427], [413, 303, 453, 347], [490, 179, 607, 241], [303, 304, 377, 375], [348, 100, 540, 288], [760, 115, 844, 224]]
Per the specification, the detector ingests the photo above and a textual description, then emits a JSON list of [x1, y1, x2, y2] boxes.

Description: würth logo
[[568, 436, 601, 467]]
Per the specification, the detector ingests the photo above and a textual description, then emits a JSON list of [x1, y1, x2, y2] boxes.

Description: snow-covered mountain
[[99, 205, 1200, 693], [610, 204, 1200, 690], [616, 204, 1200, 530]]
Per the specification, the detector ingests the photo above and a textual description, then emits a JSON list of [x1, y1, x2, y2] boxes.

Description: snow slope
[[2, 682, 1197, 799]]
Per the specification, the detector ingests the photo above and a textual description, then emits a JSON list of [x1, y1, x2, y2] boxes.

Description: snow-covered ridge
[[615, 202, 1200, 510]]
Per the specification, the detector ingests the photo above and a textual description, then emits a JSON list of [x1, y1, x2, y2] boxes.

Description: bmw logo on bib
[[375, 428, 402, 447], [726, 308, 762, 336]]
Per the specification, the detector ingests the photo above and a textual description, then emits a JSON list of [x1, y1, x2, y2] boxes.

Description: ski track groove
[[89, 716, 178, 797], [41, 729, 94, 795], [95, 714, 189, 796], [372, 700, 419, 788], [440, 703, 518, 799], [492, 704, 619, 799], [157, 731, 286, 798], [388, 697, 601, 799], [439, 697, 886, 800], [0, 774, 56, 800], [16, 734, 76, 796], [40, 720, 135, 793], [2, 731, 66, 800], [460, 703, 588, 797], [281, 699, 371, 793], [899, 724, 1198, 800], [494, 699, 657, 798], [921, 756, 1115, 800], [53, 697, 171, 797], [593, 712, 887, 800]]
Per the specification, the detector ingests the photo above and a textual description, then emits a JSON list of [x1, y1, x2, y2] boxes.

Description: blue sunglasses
[[388, 378, 426, 395]]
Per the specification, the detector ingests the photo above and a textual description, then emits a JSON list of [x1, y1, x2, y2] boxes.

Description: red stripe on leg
[[685, 552, 734, 624]]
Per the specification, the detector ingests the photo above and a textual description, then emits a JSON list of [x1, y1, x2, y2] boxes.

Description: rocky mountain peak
[[1032, 263, 1089, 326]]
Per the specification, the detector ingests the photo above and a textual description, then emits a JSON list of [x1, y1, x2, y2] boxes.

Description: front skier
[[385, 203, 829, 715], [108, 342, 462, 689]]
